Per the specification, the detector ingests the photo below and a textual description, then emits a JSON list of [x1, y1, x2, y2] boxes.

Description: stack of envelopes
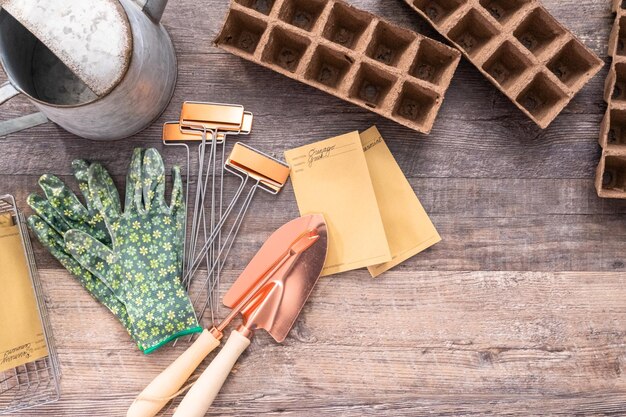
[[285, 126, 440, 277]]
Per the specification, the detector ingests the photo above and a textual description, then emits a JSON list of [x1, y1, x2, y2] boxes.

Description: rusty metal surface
[[0, 0, 177, 140], [2, 0, 132, 97]]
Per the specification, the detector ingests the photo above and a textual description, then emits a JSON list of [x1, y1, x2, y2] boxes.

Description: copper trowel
[[127, 214, 328, 417]]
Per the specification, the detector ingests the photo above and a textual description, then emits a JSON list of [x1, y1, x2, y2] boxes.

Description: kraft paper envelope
[[361, 126, 441, 277], [0, 220, 48, 372], [0, 213, 12, 227], [285, 131, 391, 276]]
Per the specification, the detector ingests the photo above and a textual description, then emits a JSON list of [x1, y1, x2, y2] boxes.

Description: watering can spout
[[139, 0, 168, 22]]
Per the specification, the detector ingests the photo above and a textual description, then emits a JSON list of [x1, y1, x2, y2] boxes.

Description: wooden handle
[[126, 329, 220, 417], [173, 330, 251, 417]]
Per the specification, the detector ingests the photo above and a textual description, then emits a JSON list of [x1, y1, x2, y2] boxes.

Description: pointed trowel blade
[[223, 214, 328, 342]]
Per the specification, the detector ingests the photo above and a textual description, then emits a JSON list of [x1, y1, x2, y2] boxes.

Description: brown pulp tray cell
[[215, 0, 462, 134], [403, 0, 603, 129], [596, 150, 626, 199], [596, 2, 626, 198]]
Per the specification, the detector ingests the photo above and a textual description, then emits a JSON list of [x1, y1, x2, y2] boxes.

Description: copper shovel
[[127, 214, 328, 417]]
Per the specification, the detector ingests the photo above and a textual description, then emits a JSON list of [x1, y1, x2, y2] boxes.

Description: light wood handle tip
[[127, 330, 220, 417], [173, 330, 250, 417]]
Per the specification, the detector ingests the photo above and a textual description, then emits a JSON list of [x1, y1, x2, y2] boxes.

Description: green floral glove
[[28, 160, 110, 243], [65, 148, 201, 354], [26, 161, 133, 339]]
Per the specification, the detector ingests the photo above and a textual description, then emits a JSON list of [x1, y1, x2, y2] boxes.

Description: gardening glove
[[65, 148, 202, 354], [26, 161, 133, 341], [28, 160, 110, 243]]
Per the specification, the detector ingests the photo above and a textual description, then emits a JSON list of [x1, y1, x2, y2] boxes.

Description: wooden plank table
[[2, 0, 626, 415]]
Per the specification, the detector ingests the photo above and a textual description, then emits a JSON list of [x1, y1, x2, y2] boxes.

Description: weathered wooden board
[[1, 0, 625, 415], [14, 270, 626, 416]]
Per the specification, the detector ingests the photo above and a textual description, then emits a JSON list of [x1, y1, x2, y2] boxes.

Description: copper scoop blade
[[223, 214, 328, 342]]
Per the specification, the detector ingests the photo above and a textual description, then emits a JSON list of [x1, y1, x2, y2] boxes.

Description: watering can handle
[[0, 82, 19, 104], [0, 82, 48, 137], [136, 0, 168, 23]]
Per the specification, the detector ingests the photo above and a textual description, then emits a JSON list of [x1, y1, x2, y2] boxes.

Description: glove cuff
[[141, 325, 203, 354]]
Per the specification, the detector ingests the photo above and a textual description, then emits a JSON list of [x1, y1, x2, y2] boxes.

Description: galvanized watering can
[[0, 0, 176, 140]]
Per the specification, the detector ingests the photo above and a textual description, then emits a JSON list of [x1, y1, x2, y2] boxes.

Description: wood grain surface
[[1, 0, 625, 415]]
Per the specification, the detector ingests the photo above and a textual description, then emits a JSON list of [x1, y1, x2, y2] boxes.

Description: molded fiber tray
[[403, 0, 603, 128], [214, 0, 462, 134], [596, 0, 626, 198]]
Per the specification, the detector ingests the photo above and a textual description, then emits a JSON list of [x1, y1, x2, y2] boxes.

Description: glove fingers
[[125, 148, 143, 214], [142, 148, 166, 212], [27, 194, 72, 235], [170, 166, 186, 262], [87, 161, 121, 214], [72, 159, 90, 183], [64, 229, 125, 299], [28, 215, 132, 326], [89, 163, 122, 225], [72, 159, 96, 212], [39, 174, 89, 223], [169, 165, 184, 214], [28, 215, 76, 268], [29, 191, 111, 245]]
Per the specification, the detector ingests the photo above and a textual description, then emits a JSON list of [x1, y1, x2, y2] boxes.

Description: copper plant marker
[[161, 102, 254, 325], [184, 142, 291, 324]]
